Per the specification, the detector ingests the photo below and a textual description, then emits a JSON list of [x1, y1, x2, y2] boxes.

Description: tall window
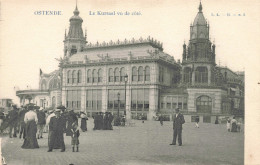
[[72, 70, 77, 83], [138, 67, 144, 81], [145, 66, 150, 81], [87, 69, 92, 83], [109, 68, 114, 82], [98, 69, 103, 82], [195, 67, 208, 83], [93, 69, 98, 82], [183, 67, 192, 83], [132, 67, 137, 81], [86, 89, 102, 111], [120, 68, 125, 81], [67, 70, 71, 84], [66, 90, 81, 109], [107, 90, 125, 112], [77, 70, 82, 83], [115, 68, 120, 82], [131, 89, 149, 111], [52, 96, 56, 108], [159, 67, 164, 82], [196, 95, 212, 113]]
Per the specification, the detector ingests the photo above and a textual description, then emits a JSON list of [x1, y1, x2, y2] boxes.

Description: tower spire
[[74, 0, 79, 16], [199, 1, 202, 12]]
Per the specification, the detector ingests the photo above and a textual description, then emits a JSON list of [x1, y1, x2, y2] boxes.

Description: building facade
[[16, 2, 244, 122]]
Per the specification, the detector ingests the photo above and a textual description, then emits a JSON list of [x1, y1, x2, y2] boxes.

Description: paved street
[[1, 119, 244, 165]]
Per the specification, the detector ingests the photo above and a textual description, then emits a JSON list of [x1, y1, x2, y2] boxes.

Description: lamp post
[[117, 92, 120, 117], [124, 74, 128, 116]]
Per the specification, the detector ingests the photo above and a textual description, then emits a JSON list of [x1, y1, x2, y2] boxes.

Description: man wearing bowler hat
[[170, 108, 185, 146]]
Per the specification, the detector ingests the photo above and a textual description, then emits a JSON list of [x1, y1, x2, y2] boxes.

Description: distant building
[[16, 2, 244, 122], [0, 98, 13, 113]]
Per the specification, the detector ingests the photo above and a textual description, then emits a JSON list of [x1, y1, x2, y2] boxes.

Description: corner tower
[[182, 2, 216, 87], [63, 4, 87, 57]]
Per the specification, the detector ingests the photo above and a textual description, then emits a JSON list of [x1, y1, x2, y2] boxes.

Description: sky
[[0, 0, 259, 104]]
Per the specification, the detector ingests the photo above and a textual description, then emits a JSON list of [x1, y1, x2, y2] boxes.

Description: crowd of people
[[226, 116, 243, 132], [0, 104, 90, 152], [93, 112, 114, 130]]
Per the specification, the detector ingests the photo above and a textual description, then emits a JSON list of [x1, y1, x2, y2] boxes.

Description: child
[[71, 121, 80, 152]]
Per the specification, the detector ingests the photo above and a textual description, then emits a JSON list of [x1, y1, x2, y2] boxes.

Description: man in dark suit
[[7, 105, 19, 138], [48, 109, 66, 152], [170, 108, 185, 146]]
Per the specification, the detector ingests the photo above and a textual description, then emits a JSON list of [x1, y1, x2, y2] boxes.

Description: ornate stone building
[[16, 2, 244, 122]]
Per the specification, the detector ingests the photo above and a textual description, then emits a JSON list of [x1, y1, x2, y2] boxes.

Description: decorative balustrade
[[86, 36, 163, 50]]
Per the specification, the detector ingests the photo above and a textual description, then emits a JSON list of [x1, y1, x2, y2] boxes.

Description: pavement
[[1, 119, 244, 165]]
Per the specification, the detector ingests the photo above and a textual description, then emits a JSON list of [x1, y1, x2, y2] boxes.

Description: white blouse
[[24, 110, 38, 123]]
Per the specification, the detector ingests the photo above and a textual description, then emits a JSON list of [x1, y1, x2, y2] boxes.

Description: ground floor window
[[203, 116, 211, 123], [160, 96, 187, 110], [196, 95, 212, 113], [86, 89, 102, 111], [131, 89, 149, 112], [107, 89, 125, 115], [66, 90, 81, 110]]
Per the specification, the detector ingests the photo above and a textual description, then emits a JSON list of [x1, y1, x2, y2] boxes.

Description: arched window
[[93, 69, 98, 82], [145, 66, 150, 81], [72, 70, 77, 83], [109, 68, 114, 82], [132, 67, 137, 81], [115, 68, 120, 82], [52, 96, 56, 108], [98, 69, 103, 82], [67, 71, 71, 84], [78, 70, 82, 83], [138, 66, 144, 81], [196, 95, 212, 113], [49, 79, 57, 89], [69, 71, 73, 84], [120, 68, 125, 82], [195, 67, 208, 83], [183, 67, 192, 83], [87, 70, 92, 83], [41, 79, 47, 90]]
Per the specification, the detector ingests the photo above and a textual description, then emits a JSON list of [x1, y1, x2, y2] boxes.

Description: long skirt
[[80, 118, 87, 132], [21, 120, 39, 149]]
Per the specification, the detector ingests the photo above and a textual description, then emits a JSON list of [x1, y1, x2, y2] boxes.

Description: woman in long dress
[[80, 112, 88, 132], [21, 106, 39, 149]]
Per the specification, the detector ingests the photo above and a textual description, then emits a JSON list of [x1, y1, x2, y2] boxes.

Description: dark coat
[[7, 109, 18, 125], [37, 111, 46, 125], [65, 111, 78, 136], [173, 113, 185, 130], [49, 116, 66, 133], [18, 109, 27, 123], [49, 116, 66, 150]]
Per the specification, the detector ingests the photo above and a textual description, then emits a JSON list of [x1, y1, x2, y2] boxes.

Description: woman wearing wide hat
[[21, 105, 39, 149]]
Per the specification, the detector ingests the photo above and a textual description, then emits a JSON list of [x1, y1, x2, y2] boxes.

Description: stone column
[[148, 85, 158, 121], [126, 85, 131, 120], [61, 88, 66, 107], [102, 86, 107, 113], [81, 87, 86, 112]]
